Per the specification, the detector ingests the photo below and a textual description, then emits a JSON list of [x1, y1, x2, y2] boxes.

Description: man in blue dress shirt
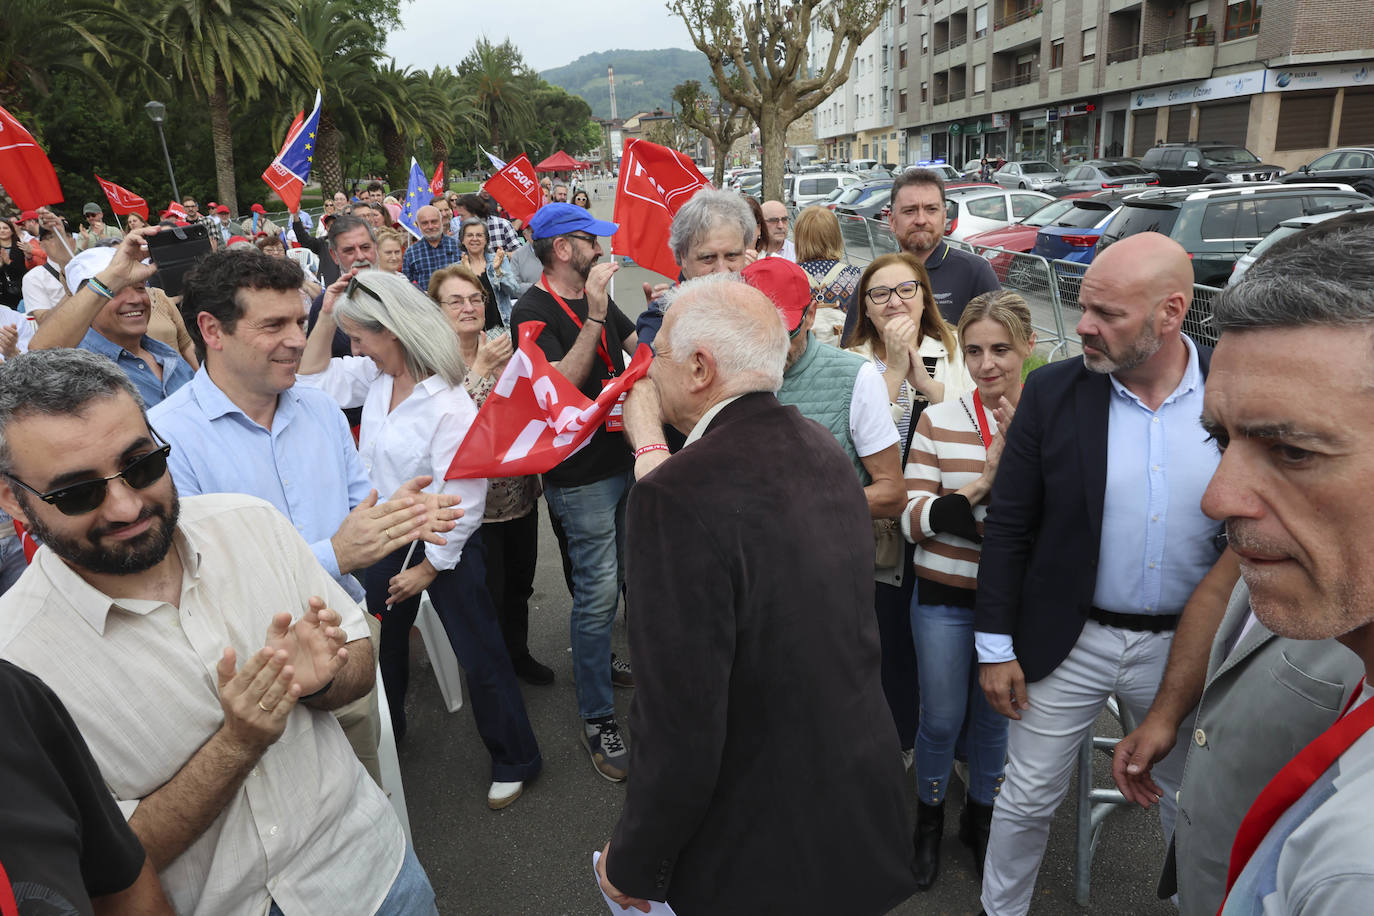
[[401, 205, 462, 291], [973, 232, 1234, 915], [149, 247, 462, 781], [27, 237, 194, 407]]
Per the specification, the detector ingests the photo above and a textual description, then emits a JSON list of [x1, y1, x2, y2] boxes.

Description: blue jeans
[[0, 529, 26, 596], [544, 471, 630, 721], [911, 600, 1008, 806], [269, 842, 437, 915]]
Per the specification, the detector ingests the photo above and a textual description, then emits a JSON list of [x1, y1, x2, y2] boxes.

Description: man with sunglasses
[[510, 202, 639, 783], [0, 349, 437, 915]]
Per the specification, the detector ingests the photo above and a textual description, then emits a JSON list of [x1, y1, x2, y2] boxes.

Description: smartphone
[[146, 223, 212, 298]]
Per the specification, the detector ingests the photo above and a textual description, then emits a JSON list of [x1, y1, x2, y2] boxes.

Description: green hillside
[[541, 48, 714, 120]]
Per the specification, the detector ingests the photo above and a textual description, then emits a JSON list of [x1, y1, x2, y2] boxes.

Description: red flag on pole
[[429, 162, 445, 197], [0, 104, 63, 210], [12, 520, 38, 564], [481, 154, 543, 225], [164, 200, 188, 221], [445, 321, 653, 479], [612, 138, 710, 280], [261, 93, 321, 213], [94, 174, 148, 220]]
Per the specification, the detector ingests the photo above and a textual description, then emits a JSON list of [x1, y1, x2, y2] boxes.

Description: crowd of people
[[2, 160, 1373, 916]]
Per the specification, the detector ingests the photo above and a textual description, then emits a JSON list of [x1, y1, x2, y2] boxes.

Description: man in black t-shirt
[[511, 203, 638, 783], [0, 659, 172, 914]]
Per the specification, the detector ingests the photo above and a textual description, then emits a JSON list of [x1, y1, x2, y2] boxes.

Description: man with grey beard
[[972, 232, 1236, 915]]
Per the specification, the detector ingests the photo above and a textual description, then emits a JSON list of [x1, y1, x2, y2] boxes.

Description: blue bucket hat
[[528, 202, 618, 240]]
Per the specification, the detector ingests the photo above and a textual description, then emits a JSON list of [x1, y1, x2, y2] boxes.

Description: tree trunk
[[316, 111, 344, 198], [711, 140, 726, 187], [210, 72, 239, 216], [430, 136, 449, 188], [759, 106, 786, 204], [381, 126, 407, 193]]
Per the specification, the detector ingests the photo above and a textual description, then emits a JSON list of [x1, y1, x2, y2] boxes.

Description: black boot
[[959, 796, 995, 879], [912, 799, 944, 891]]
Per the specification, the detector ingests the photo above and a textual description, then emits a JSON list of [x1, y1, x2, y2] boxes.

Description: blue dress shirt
[[402, 235, 462, 291], [149, 368, 373, 601], [1093, 335, 1222, 615], [79, 328, 193, 408]]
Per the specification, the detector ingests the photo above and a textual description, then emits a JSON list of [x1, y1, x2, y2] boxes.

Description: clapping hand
[[263, 599, 348, 697]]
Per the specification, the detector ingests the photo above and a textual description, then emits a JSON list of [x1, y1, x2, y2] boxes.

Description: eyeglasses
[[347, 275, 383, 305], [765, 216, 789, 225], [441, 293, 486, 309], [7, 430, 172, 516], [565, 232, 598, 245], [865, 280, 921, 305]]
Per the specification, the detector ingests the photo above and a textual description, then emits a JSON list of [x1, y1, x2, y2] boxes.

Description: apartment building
[[866, 0, 1374, 171], [814, 5, 906, 164]]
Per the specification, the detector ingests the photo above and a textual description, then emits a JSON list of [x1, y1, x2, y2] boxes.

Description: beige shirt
[[0, 493, 404, 916]]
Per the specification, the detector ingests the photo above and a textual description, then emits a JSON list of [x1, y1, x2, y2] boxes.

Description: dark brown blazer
[[607, 392, 917, 915]]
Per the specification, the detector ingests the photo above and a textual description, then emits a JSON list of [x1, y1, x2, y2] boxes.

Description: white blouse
[[297, 356, 486, 571]]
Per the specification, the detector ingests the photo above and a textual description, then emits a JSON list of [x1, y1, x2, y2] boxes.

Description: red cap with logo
[[741, 258, 814, 333]]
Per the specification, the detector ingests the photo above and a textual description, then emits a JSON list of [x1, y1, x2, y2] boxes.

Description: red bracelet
[[633, 443, 669, 459]]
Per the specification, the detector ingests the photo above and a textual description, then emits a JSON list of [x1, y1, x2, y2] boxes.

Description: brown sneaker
[[610, 652, 635, 688], [581, 718, 628, 782]]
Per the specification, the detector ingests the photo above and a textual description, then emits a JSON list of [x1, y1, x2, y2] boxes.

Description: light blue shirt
[[79, 328, 194, 408], [149, 368, 372, 601], [1093, 335, 1221, 615]]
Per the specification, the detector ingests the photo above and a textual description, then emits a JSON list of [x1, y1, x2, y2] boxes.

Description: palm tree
[[365, 62, 429, 192], [295, 0, 384, 198], [415, 66, 485, 183], [458, 38, 535, 157], [0, 0, 149, 109], [134, 0, 321, 215]]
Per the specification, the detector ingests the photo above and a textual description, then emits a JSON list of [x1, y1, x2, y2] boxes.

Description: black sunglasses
[[7, 430, 173, 516], [347, 275, 384, 305]]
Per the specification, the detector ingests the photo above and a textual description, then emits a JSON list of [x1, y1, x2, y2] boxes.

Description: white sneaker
[[488, 781, 523, 810]]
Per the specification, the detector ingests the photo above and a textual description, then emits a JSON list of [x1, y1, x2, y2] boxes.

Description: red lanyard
[[972, 390, 994, 449], [1220, 677, 1373, 912], [0, 860, 17, 916], [540, 274, 616, 377]]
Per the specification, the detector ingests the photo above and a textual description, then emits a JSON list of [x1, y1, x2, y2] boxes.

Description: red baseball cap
[[215, 205, 231, 215], [18, 210, 39, 222], [742, 258, 813, 333], [251, 203, 266, 214]]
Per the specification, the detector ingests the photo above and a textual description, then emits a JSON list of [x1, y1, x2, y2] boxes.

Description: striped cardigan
[[900, 392, 1000, 595]]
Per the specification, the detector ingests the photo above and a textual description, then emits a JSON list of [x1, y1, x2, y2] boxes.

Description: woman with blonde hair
[[428, 264, 553, 685], [374, 227, 406, 274], [903, 289, 1034, 890], [794, 205, 861, 346], [843, 250, 970, 798], [299, 269, 542, 809]]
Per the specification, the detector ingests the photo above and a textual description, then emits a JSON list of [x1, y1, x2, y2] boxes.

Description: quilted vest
[[776, 333, 870, 485]]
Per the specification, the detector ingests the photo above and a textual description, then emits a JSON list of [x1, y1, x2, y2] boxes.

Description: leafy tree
[[673, 78, 751, 186], [0, 0, 150, 111], [669, 0, 888, 200], [530, 83, 599, 160], [459, 38, 536, 157]]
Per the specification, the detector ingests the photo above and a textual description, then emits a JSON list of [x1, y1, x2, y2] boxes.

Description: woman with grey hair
[[298, 269, 542, 810], [458, 218, 517, 326]]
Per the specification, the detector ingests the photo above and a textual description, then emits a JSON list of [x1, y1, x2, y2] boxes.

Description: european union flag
[[397, 157, 435, 240], [261, 90, 321, 212]]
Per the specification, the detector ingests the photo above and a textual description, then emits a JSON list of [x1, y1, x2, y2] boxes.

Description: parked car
[[784, 171, 863, 208], [831, 178, 895, 220], [1031, 196, 1134, 264], [729, 168, 760, 191], [1044, 161, 1159, 195], [737, 173, 764, 199], [1278, 147, 1374, 197], [904, 162, 962, 183], [944, 186, 1055, 240], [1139, 142, 1285, 186], [1095, 182, 1370, 285], [1227, 203, 1374, 285], [992, 160, 1063, 191], [961, 194, 1101, 275]]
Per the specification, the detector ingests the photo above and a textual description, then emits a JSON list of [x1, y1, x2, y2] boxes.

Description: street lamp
[[144, 100, 181, 204]]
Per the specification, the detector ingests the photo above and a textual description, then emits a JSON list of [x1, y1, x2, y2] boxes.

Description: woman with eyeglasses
[[298, 269, 542, 810], [902, 290, 1033, 891], [427, 265, 554, 686], [458, 218, 517, 327], [842, 251, 971, 823]]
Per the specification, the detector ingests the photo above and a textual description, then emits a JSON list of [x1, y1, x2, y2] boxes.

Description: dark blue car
[[1030, 196, 1129, 265]]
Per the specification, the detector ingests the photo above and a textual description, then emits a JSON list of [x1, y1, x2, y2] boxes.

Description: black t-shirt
[[0, 660, 146, 914], [511, 284, 635, 489]]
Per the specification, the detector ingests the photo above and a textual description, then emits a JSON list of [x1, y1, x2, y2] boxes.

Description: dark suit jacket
[[974, 346, 1215, 683], [607, 392, 916, 915]]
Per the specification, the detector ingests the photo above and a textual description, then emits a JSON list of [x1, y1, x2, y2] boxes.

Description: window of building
[[900, 2, 907, 22], [900, 90, 909, 113], [1051, 39, 1065, 69], [1082, 27, 1097, 61], [1224, 0, 1261, 40], [921, 81, 929, 102], [882, 47, 890, 71], [973, 63, 987, 95], [974, 4, 989, 38], [922, 31, 930, 52], [900, 44, 908, 68]]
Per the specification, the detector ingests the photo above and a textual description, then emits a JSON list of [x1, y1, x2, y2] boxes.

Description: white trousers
[[980, 619, 1187, 915]]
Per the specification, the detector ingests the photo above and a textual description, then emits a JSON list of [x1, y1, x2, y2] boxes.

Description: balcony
[[1134, 33, 1217, 83], [991, 68, 1039, 92], [993, 6, 1043, 53], [1105, 44, 1140, 65], [1141, 30, 1214, 55], [989, 68, 1042, 110], [1108, 0, 1141, 12]]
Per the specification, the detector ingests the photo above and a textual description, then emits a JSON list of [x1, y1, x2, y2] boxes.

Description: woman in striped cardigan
[[902, 290, 1036, 892]]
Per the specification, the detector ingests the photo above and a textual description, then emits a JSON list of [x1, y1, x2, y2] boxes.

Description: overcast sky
[[386, 1, 697, 73]]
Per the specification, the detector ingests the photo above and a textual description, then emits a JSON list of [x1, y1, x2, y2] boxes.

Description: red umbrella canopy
[[534, 150, 588, 172]]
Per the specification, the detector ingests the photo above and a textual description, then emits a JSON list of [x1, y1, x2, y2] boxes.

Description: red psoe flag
[[482, 154, 543, 225], [445, 321, 653, 479], [0, 105, 63, 210], [164, 200, 188, 220], [94, 174, 148, 220], [430, 161, 445, 196], [612, 138, 710, 280]]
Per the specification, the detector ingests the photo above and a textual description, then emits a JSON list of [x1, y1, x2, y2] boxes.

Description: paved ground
[[394, 185, 1172, 914]]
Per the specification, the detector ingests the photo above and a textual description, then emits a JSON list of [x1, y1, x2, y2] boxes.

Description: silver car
[[993, 160, 1063, 191], [1227, 204, 1374, 286]]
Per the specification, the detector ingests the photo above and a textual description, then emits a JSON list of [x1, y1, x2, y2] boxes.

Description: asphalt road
[[395, 183, 1170, 915]]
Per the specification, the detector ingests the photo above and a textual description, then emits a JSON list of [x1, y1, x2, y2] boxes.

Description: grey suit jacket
[[1162, 580, 1365, 915]]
